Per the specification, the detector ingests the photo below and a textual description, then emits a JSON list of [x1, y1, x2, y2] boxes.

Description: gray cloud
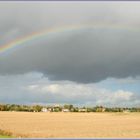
[[1, 2, 140, 83], [0, 72, 139, 107], [1, 27, 140, 83]]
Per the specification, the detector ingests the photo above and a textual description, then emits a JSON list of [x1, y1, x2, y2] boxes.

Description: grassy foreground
[[0, 129, 14, 138], [0, 135, 13, 138], [0, 112, 140, 138]]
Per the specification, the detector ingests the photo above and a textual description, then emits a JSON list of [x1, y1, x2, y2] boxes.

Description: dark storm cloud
[[1, 28, 140, 83], [1, 2, 140, 83]]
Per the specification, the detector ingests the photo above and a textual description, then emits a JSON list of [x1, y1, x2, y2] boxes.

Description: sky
[[0, 2, 140, 107]]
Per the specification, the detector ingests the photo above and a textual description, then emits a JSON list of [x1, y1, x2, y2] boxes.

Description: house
[[95, 106, 106, 112], [78, 108, 87, 112], [41, 108, 48, 112], [123, 109, 130, 113], [62, 109, 70, 112], [102, 107, 106, 112], [47, 108, 52, 112]]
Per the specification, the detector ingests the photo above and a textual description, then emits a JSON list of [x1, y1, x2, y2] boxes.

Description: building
[[41, 108, 48, 112], [123, 109, 130, 113], [47, 108, 52, 112], [78, 108, 87, 112], [62, 109, 70, 112]]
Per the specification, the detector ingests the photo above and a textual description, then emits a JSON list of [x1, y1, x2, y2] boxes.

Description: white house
[[123, 109, 130, 113], [62, 109, 70, 112], [78, 108, 87, 112], [41, 108, 48, 112]]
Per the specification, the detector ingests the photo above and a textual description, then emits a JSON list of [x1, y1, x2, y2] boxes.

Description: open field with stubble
[[0, 112, 140, 138]]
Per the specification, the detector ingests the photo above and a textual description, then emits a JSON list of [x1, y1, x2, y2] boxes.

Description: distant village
[[0, 103, 140, 112]]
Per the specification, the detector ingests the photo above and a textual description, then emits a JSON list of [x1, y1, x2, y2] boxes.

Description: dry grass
[[0, 111, 140, 138], [0, 129, 13, 137]]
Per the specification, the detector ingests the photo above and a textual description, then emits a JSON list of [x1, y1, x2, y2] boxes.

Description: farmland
[[0, 112, 140, 138], [0, 135, 12, 138]]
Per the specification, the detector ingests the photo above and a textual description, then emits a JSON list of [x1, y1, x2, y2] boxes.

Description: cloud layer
[[1, 27, 140, 83], [0, 2, 140, 106], [0, 2, 140, 83], [0, 72, 139, 107]]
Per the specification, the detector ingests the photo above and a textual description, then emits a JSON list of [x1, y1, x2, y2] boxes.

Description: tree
[[64, 104, 74, 111], [33, 105, 42, 112]]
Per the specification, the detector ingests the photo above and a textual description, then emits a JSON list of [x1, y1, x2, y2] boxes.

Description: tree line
[[0, 104, 140, 112]]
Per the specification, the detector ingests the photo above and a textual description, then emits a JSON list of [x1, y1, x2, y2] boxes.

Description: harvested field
[[0, 112, 140, 138]]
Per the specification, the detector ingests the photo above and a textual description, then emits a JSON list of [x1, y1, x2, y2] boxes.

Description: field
[[0, 112, 140, 138], [0, 135, 12, 138]]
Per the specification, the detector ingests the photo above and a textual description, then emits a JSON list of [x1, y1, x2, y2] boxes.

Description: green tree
[[33, 105, 42, 112]]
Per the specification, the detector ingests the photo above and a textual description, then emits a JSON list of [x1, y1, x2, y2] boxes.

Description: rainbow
[[0, 24, 137, 55]]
